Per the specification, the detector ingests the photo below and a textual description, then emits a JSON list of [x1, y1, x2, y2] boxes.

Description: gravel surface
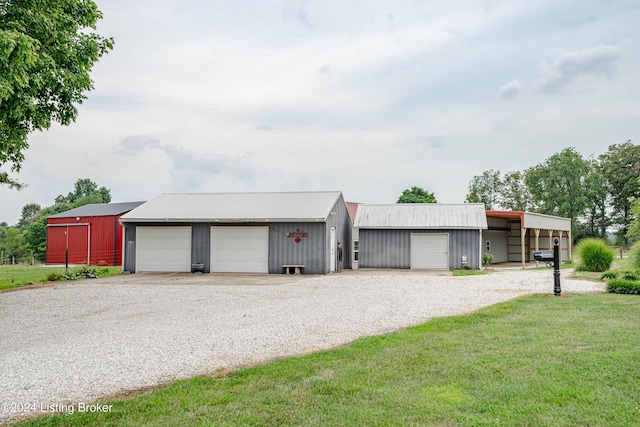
[[0, 269, 604, 423]]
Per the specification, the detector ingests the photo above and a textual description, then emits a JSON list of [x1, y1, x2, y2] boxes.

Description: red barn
[[46, 202, 144, 266]]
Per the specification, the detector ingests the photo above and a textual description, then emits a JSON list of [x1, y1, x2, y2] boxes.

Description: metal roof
[[354, 204, 488, 229], [48, 202, 146, 219], [346, 202, 359, 222], [120, 191, 343, 223], [486, 210, 571, 231]]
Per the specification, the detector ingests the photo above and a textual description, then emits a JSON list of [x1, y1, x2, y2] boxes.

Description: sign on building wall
[[286, 229, 308, 243]]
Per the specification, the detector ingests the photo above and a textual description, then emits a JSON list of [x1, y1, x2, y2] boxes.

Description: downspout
[[479, 228, 483, 270]]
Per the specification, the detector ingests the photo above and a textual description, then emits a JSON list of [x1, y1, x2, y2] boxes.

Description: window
[[353, 240, 359, 261]]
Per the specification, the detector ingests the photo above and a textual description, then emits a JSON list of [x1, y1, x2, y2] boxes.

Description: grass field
[[15, 292, 640, 427], [0, 265, 121, 292]]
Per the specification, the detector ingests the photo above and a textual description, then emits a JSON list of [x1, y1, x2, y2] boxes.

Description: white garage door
[[411, 233, 449, 269], [136, 226, 191, 272], [211, 226, 269, 273]]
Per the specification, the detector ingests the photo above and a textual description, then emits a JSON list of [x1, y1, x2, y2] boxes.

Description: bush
[[63, 266, 99, 280], [482, 253, 493, 268], [575, 238, 614, 272], [607, 279, 640, 295], [621, 270, 640, 281], [599, 271, 618, 280], [46, 272, 63, 282]]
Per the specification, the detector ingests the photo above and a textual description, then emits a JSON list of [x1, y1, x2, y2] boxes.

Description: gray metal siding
[[448, 229, 481, 270], [191, 224, 210, 271], [326, 194, 352, 271], [268, 222, 327, 274], [359, 229, 411, 269], [123, 224, 136, 272], [359, 229, 481, 269]]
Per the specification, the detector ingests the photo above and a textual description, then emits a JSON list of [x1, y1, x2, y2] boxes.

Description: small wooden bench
[[282, 264, 305, 275]]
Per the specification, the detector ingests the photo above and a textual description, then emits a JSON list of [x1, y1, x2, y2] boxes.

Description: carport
[[485, 211, 572, 268]]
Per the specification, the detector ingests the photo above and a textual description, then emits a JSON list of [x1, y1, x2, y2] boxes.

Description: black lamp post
[[553, 237, 561, 297]]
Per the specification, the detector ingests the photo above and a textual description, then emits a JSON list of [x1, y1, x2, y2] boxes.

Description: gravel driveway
[[0, 269, 604, 423]]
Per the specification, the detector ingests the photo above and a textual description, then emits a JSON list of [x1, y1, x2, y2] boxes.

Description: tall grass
[[575, 238, 614, 272]]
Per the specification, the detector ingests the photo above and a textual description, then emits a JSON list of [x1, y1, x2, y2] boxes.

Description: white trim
[[330, 227, 336, 273]]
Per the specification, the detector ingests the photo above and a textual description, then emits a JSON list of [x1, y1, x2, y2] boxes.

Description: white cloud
[[497, 79, 523, 100], [536, 44, 623, 93], [1, 1, 640, 224]]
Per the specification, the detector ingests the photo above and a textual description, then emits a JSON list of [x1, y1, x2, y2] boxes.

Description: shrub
[[621, 270, 640, 281], [75, 266, 99, 278], [46, 272, 63, 282], [575, 238, 614, 272], [599, 271, 618, 280], [607, 279, 640, 295], [63, 266, 99, 280], [482, 253, 493, 268]]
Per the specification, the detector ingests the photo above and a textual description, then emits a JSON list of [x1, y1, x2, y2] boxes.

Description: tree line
[[464, 141, 640, 247], [3, 142, 640, 264], [0, 179, 111, 264]]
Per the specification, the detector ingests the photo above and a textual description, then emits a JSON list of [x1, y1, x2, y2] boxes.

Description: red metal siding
[[46, 215, 124, 266]]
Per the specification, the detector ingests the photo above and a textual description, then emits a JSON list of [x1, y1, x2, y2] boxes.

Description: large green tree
[[500, 171, 532, 212], [2, 226, 26, 261], [599, 141, 640, 247], [55, 178, 111, 204], [625, 199, 640, 240], [397, 186, 438, 203], [16, 202, 40, 231], [465, 169, 502, 210], [0, 1, 113, 187], [525, 147, 589, 232], [582, 159, 609, 239]]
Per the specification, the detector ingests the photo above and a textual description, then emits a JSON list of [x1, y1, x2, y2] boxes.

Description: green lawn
[[0, 265, 121, 292], [16, 293, 640, 427], [451, 268, 494, 276]]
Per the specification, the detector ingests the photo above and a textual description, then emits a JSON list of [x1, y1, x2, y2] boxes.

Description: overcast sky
[[2, 0, 639, 224]]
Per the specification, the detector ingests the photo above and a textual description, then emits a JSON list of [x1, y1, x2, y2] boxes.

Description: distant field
[[0, 265, 121, 292]]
